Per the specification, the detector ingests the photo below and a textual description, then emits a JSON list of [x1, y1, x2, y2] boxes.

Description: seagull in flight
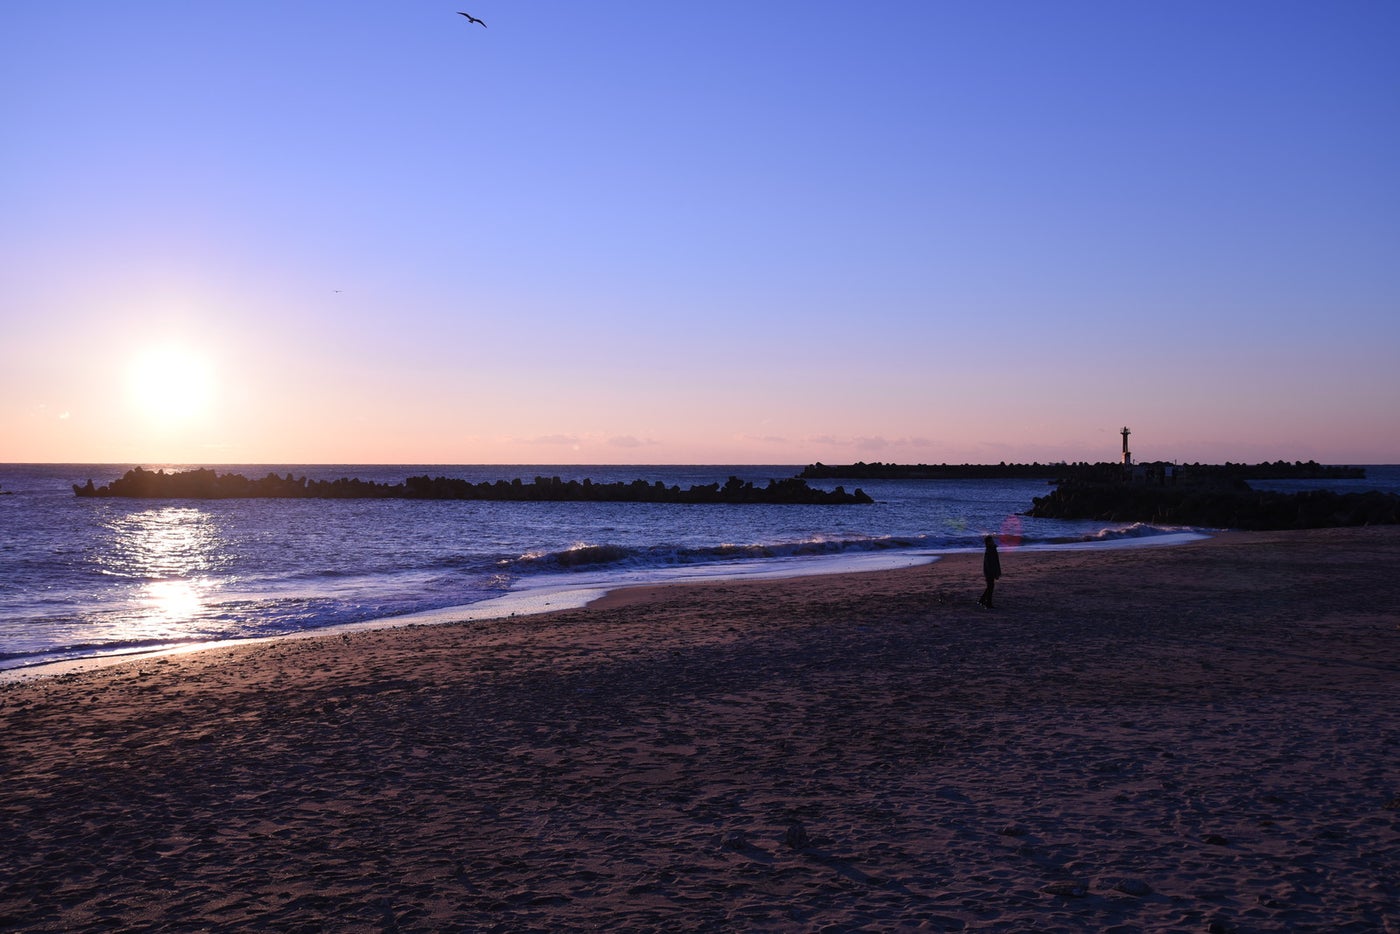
[[457, 12, 486, 27]]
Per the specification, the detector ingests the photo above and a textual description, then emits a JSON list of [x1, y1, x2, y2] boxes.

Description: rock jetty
[[73, 467, 874, 505], [802, 460, 1363, 483], [1027, 480, 1398, 529], [801, 462, 1063, 480]]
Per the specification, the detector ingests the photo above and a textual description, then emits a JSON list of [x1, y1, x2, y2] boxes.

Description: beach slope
[[2, 528, 1397, 931]]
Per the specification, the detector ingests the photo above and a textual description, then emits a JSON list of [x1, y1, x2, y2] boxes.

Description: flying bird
[[457, 12, 486, 27]]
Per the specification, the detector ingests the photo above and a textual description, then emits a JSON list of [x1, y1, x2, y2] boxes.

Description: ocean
[[4, 463, 1392, 674]]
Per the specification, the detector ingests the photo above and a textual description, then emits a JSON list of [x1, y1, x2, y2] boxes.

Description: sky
[[4, 1, 1398, 466]]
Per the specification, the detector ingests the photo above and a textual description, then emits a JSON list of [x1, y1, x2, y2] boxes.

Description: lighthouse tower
[[1121, 426, 1132, 466]]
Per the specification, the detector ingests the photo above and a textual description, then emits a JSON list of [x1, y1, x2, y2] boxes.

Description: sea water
[[12, 462, 1381, 674]]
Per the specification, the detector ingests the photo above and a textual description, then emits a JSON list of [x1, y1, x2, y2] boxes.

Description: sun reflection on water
[[107, 508, 221, 576], [142, 578, 208, 625], [98, 506, 229, 629]]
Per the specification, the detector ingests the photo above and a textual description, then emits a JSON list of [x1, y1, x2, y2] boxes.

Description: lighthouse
[[1121, 426, 1132, 466]]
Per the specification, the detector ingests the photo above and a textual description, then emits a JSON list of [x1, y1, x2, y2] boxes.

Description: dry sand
[[1, 527, 1397, 932]]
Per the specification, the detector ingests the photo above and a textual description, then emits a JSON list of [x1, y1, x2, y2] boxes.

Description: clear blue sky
[[4, 1, 1398, 464]]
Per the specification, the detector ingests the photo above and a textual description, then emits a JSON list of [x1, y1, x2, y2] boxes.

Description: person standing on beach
[[978, 535, 1001, 608]]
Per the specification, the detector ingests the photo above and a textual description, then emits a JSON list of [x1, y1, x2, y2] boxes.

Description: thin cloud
[[608, 436, 655, 449]]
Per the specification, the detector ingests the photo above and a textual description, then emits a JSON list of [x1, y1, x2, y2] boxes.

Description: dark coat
[[983, 542, 1001, 581]]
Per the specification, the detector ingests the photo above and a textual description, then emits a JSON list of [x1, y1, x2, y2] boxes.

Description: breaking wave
[[509, 524, 1192, 575]]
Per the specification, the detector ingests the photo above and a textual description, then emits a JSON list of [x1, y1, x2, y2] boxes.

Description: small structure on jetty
[[1119, 428, 1176, 485]]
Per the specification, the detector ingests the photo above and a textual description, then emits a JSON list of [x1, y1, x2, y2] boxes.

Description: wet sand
[[2, 527, 1397, 932]]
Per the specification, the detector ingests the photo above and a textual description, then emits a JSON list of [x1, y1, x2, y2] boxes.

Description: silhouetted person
[[978, 535, 1001, 608]]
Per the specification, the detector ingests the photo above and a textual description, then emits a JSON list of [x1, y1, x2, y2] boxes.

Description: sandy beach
[[2, 527, 1397, 932]]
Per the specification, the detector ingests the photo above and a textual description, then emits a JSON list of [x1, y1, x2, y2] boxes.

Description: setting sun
[[126, 344, 214, 428]]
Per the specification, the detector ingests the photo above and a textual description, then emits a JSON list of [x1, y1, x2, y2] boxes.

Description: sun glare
[[126, 344, 214, 427]]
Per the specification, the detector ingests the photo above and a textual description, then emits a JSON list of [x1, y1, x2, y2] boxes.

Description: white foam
[[383, 551, 944, 626], [357, 531, 1210, 628]]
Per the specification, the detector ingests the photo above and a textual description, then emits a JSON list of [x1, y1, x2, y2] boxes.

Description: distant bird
[[457, 12, 486, 27]]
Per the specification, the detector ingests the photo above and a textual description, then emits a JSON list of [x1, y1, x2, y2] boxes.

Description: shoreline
[[2, 526, 1396, 930], [0, 551, 942, 684], [0, 533, 1207, 684]]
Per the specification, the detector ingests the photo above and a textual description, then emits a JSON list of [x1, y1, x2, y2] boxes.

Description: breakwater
[[801, 460, 1363, 482], [801, 462, 1062, 480], [72, 467, 874, 505], [1027, 483, 1398, 529]]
